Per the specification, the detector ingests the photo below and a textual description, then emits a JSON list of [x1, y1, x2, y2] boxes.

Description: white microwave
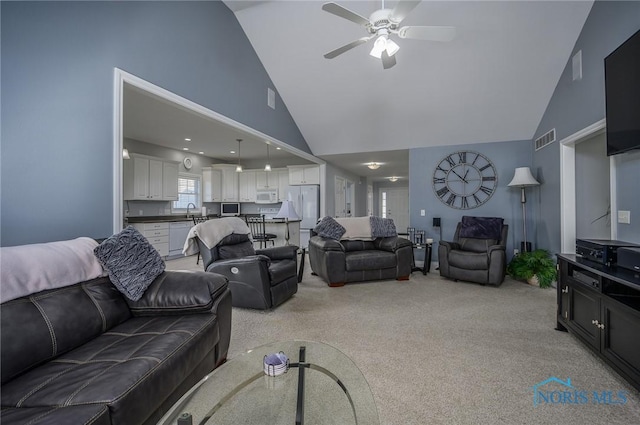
[[255, 189, 278, 204]]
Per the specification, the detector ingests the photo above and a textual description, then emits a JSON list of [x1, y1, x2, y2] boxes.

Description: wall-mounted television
[[605, 29, 640, 156], [220, 202, 240, 216]]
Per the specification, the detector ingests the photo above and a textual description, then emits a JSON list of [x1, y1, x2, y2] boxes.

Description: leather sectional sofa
[[309, 233, 413, 286], [1, 270, 232, 425]]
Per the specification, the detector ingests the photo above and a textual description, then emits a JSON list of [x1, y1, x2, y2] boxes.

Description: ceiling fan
[[322, 0, 456, 69]]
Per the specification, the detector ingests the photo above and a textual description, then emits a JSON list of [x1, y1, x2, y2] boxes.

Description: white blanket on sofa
[[334, 217, 373, 240], [182, 217, 250, 256], [0, 237, 105, 303]]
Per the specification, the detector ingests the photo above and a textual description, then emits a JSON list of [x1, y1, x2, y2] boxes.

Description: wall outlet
[[139, 210, 143, 216], [420, 209, 425, 216], [618, 210, 631, 224], [514, 248, 520, 255]]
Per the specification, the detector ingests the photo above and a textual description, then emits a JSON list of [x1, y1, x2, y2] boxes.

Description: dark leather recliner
[[198, 234, 298, 309], [438, 218, 509, 286]]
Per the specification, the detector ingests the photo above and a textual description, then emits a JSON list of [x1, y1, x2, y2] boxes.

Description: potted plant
[[507, 249, 556, 288]]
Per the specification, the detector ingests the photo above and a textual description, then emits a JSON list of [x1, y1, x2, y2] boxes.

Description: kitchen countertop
[[125, 215, 301, 224]]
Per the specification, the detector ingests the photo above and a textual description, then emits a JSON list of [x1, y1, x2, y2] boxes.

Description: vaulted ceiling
[[225, 0, 593, 179]]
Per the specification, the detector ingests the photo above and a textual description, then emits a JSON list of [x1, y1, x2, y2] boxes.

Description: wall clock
[[432, 151, 498, 209], [183, 157, 193, 170]]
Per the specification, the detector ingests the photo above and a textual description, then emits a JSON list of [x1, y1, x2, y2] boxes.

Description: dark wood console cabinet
[[557, 254, 640, 391]]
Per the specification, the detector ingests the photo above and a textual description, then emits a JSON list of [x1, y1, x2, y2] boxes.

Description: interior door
[[380, 187, 409, 232]]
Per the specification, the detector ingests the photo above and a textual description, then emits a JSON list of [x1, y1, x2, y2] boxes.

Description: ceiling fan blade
[[322, 2, 370, 26], [381, 50, 397, 69], [389, 0, 421, 23], [324, 37, 373, 59], [397, 26, 456, 42]]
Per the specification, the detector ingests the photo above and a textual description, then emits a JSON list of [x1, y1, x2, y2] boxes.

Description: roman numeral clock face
[[432, 151, 498, 209]]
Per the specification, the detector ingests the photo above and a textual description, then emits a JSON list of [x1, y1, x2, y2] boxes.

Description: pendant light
[[265, 143, 272, 172], [235, 139, 243, 172]]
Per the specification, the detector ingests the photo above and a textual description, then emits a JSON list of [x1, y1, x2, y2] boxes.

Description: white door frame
[[559, 118, 617, 253]]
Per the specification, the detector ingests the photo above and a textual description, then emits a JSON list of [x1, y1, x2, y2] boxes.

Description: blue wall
[[1, 1, 310, 246], [534, 1, 640, 252], [409, 140, 532, 260]]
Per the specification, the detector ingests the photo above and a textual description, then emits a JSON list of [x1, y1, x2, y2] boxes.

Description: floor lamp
[[275, 200, 299, 246], [508, 167, 540, 253]]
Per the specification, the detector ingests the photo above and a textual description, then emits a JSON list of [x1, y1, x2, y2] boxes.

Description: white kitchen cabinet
[[202, 167, 222, 202], [277, 169, 290, 201], [123, 154, 179, 201], [288, 165, 320, 185], [238, 170, 257, 202], [162, 162, 179, 200], [212, 164, 239, 202], [131, 222, 169, 257], [255, 169, 281, 190]]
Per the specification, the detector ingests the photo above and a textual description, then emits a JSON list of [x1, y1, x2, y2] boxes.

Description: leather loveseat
[[309, 232, 413, 287], [1, 270, 232, 425]]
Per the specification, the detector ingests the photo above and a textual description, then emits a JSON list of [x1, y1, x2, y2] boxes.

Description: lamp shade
[[508, 167, 540, 187], [275, 200, 299, 220]]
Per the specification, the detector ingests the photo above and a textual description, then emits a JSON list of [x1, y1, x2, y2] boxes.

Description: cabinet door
[[239, 171, 257, 202], [568, 283, 601, 349], [303, 166, 320, 185], [162, 162, 179, 200], [203, 168, 222, 202], [289, 167, 305, 185], [278, 170, 289, 201], [221, 168, 239, 202], [601, 299, 640, 386], [131, 156, 150, 199], [148, 159, 163, 200], [255, 171, 269, 189]]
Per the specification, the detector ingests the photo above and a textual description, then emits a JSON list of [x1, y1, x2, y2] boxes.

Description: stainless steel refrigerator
[[288, 185, 320, 248]]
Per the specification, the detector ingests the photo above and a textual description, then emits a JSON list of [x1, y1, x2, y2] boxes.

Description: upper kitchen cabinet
[[255, 169, 281, 189], [288, 165, 320, 185], [212, 164, 239, 202], [123, 154, 179, 201], [239, 170, 257, 202], [202, 167, 222, 202]]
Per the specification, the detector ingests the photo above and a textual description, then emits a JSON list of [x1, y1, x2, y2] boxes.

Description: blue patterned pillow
[[370, 216, 397, 238], [94, 226, 165, 301], [313, 216, 346, 240]]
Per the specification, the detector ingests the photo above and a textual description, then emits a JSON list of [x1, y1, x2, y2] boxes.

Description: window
[[172, 174, 201, 212]]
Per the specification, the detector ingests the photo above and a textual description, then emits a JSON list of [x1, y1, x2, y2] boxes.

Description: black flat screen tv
[[605, 29, 640, 156]]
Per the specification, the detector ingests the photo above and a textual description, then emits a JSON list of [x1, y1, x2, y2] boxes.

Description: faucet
[[186, 203, 197, 217]]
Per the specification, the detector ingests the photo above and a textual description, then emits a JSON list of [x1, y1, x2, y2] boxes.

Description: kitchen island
[[126, 216, 300, 257]]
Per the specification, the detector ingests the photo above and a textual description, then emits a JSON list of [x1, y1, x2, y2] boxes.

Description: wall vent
[[535, 128, 556, 151]]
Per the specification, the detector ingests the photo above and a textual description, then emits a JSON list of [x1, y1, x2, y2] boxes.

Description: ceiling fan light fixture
[[385, 38, 400, 57], [369, 36, 387, 59], [367, 162, 381, 170]]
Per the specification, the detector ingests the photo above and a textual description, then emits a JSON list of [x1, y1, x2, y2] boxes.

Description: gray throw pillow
[[313, 216, 346, 240], [370, 216, 397, 238], [93, 226, 165, 301]]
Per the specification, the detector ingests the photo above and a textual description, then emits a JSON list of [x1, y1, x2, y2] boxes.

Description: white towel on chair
[[182, 217, 250, 256]]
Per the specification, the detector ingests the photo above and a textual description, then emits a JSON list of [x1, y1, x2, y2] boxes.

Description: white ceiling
[[126, 1, 594, 183], [226, 0, 593, 169]]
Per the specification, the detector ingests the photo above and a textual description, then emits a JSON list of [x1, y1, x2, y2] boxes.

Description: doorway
[[379, 187, 409, 232], [334, 176, 354, 217]]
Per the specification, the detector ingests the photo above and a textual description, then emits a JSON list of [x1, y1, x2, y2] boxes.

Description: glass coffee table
[[158, 340, 379, 425]]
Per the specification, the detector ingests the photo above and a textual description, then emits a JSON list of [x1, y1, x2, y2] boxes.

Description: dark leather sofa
[[308, 233, 413, 286], [1, 271, 232, 425]]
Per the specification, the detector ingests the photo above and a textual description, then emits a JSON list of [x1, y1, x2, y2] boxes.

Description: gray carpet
[[166, 255, 640, 425]]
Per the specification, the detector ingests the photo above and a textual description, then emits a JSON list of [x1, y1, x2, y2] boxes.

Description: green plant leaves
[[507, 249, 556, 288]]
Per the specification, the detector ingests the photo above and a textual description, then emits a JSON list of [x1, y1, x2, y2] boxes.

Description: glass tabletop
[[158, 340, 380, 425]]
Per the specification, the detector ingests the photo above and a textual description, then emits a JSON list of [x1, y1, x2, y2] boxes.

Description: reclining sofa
[[308, 216, 413, 286], [1, 237, 232, 425]]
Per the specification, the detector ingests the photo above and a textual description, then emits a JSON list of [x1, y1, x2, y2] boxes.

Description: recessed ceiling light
[[183, 147, 189, 151], [276, 147, 281, 150], [184, 138, 191, 142], [230, 150, 236, 154], [198, 151, 204, 155]]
